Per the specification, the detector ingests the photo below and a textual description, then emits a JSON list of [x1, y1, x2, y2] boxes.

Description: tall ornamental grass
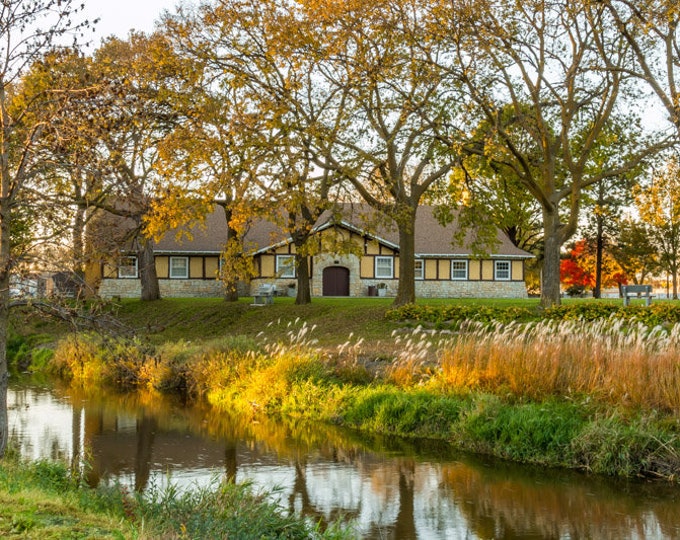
[[438, 319, 680, 411]]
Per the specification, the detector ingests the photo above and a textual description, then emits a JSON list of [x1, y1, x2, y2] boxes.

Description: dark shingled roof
[[153, 203, 533, 259]]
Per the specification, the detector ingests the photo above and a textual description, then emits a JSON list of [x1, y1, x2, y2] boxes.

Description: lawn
[[11, 295, 677, 348]]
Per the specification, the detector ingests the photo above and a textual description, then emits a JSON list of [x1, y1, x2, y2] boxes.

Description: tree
[[157, 0, 342, 305], [611, 217, 658, 285], [634, 156, 680, 298], [23, 48, 105, 296], [601, 1, 680, 134], [436, 0, 673, 307], [561, 238, 626, 296], [580, 120, 644, 298], [81, 32, 180, 301], [0, 0, 89, 457], [560, 240, 595, 296], [299, 0, 462, 306]]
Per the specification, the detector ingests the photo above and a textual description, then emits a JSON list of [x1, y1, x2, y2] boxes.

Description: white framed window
[[169, 256, 189, 279], [414, 259, 424, 280], [375, 256, 394, 279], [118, 256, 138, 279], [451, 260, 468, 280], [276, 254, 296, 278], [495, 260, 511, 281]]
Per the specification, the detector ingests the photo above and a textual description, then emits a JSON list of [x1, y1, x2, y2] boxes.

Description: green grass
[[13, 296, 680, 350], [0, 456, 353, 539], [112, 297, 397, 344]]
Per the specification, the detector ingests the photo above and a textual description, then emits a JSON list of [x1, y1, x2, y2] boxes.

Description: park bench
[[621, 284, 654, 307], [252, 283, 277, 305]]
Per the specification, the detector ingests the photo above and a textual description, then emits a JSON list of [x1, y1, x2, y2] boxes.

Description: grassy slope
[[104, 296, 663, 344]]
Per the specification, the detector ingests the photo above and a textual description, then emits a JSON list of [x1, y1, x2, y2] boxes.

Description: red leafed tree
[[561, 239, 628, 295], [561, 240, 595, 293]]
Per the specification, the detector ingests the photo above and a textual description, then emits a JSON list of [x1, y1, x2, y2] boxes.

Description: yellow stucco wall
[[469, 259, 480, 281], [366, 240, 380, 255], [190, 257, 203, 278], [260, 255, 275, 277], [155, 256, 169, 278], [425, 259, 438, 279], [438, 260, 449, 279], [481, 260, 494, 280], [205, 257, 219, 278], [360, 256, 373, 278], [512, 260, 524, 281], [103, 263, 117, 279]]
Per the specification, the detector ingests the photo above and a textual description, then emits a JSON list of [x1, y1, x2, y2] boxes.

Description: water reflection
[[8, 381, 680, 539]]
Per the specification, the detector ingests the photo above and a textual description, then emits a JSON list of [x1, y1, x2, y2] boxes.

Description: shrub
[[385, 303, 537, 326], [51, 333, 154, 389]]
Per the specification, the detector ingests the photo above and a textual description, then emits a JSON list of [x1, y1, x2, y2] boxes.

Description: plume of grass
[[438, 318, 680, 411]]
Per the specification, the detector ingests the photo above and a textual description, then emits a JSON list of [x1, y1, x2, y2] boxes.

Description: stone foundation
[[101, 275, 528, 300], [99, 279, 227, 298]]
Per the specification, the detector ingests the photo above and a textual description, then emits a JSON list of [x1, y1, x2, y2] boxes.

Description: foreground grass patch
[[0, 457, 353, 539]]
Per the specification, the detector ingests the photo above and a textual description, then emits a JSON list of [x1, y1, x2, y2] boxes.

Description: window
[[414, 259, 424, 280], [375, 256, 394, 279], [451, 260, 468, 280], [118, 256, 138, 278], [276, 255, 296, 278], [169, 257, 189, 279], [495, 260, 511, 280]]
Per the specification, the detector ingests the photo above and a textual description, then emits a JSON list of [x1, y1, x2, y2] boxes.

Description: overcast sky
[[81, 0, 182, 45]]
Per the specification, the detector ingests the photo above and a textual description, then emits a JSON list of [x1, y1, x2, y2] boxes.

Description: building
[[95, 204, 533, 299]]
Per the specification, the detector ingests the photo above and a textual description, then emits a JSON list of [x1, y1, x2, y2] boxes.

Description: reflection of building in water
[[9, 385, 680, 540]]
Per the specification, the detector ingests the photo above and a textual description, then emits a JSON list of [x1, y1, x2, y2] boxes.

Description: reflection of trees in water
[[134, 414, 157, 491], [440, 460, 680, 539], [18, 383, 680, 539]]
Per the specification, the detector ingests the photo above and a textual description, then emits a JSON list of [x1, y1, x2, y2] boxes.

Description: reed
[[438, 319, 680, 411]]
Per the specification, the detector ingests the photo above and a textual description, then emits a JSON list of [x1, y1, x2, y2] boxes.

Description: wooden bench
[[252, 283, 277, 306], [621, 284, 654, 307]]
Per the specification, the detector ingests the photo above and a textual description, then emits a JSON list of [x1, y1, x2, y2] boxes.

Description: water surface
[[8, 381, 679, 539]]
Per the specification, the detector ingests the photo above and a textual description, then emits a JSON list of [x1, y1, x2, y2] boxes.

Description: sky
[[80, 0, 182, 45]]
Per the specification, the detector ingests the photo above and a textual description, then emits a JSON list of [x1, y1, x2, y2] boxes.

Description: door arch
[[322, 266, 350, 296]]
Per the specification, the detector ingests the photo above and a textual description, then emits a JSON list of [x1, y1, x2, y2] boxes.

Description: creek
[[7, 380, 680, 539]]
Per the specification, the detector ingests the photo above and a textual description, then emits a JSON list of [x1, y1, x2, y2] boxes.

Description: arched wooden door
[[322, 266, 350, 296]]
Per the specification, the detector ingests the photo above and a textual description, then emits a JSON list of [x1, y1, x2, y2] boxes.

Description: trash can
[[368, 285, 377, 297]]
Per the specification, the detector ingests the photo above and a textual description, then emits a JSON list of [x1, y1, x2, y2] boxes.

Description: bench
[[621, 284, 654, 307], [252, 283, 277, 306]]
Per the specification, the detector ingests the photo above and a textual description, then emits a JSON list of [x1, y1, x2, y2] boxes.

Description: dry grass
[[437, 319, 680, 411]]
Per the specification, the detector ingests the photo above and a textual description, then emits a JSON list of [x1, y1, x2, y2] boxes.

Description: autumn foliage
[[561, 239, 627, 293]]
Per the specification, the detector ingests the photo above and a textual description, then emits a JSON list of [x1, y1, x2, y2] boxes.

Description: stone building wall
[[100, 267, 528, 300], [99, 279, 226, 298]]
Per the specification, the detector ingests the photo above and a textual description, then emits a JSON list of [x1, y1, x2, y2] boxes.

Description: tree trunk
[[593, 215, 604, 299], [541, 211, 562, 308], [295, 253, 312, 305], [394, 209, 416, 307], [0, 200, 10, 457], [138, 239, 160, 301], [72, 204, 86, 298], [221, 205, 239, 302]]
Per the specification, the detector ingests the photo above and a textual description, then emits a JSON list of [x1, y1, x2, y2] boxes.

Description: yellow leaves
[[144, 191, 212, 243], [634, 156, 680, 228]]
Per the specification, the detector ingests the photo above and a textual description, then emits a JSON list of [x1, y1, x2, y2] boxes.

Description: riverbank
[[35, 299, 680, 483], [0, 453, 350, 538]]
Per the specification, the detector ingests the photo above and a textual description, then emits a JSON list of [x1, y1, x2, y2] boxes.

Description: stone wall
[[101, 268, 528, 300], [415, 279, 528, 299], [99, 279, 226, 298]]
